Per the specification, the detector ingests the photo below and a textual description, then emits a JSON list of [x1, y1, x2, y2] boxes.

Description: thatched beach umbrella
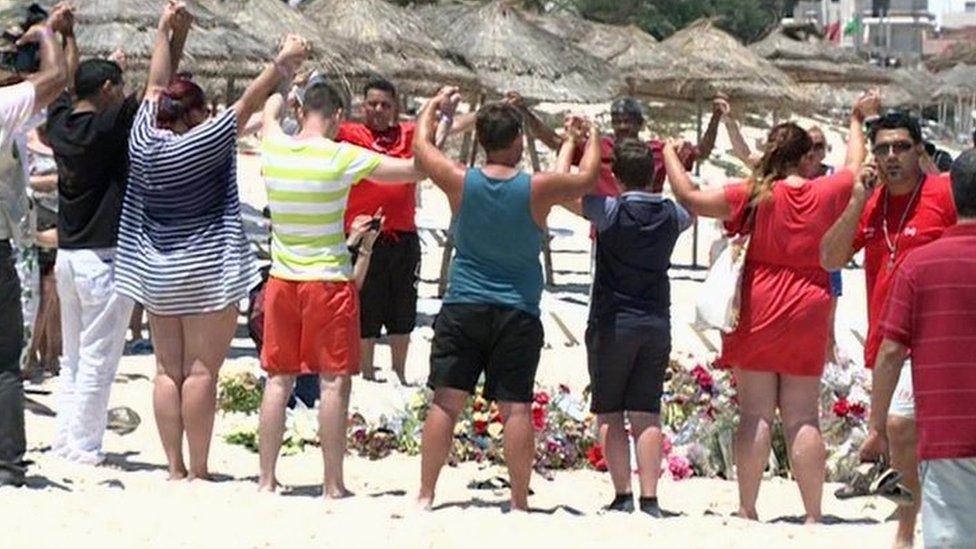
[[750, 26, 889, 86], [0, 0, 270, 98], [529, 12, 693, 101], [935, 64, 976, 138], [659, 19, 809, 107], [298, 0, 478, 96], [202, 0, 379, 98], [419, 1, 618, 104]]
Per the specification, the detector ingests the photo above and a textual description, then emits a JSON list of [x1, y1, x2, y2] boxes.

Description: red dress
[[718, 170, 854, 376]]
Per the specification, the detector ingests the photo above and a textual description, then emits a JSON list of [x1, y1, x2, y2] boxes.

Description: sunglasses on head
[[872, 141, 914, 156]]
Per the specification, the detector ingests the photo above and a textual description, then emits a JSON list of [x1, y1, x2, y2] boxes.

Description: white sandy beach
[[5, 120, 909, 549]]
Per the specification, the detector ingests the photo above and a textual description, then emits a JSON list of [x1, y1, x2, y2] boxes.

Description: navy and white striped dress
[[115, 101, 258, 316]]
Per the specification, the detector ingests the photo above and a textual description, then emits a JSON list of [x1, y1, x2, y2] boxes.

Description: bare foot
[[804, 515, 822, 525], [257, 478, 279, 493], [733, 507, 759, 521], [167, 468, 188, 481], [186, 470, 214, 482], [414, 495, 434, 512], [893, 538, 914, 549], [323, 486, 354, 499]]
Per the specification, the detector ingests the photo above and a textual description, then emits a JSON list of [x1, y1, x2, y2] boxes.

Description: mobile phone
[[367, 217, 381, 231]]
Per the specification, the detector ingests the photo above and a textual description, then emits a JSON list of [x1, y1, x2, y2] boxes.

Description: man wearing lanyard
[[821, 111, 957, 549]]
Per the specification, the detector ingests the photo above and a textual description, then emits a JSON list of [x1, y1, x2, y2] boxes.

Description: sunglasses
[[811, 142, 826, 151], [872, 141, 914, 156]]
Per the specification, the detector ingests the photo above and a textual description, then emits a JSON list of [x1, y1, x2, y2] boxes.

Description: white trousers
[[53, 248, 133, 465]]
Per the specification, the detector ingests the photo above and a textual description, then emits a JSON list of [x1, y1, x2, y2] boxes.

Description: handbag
[[694, 205, 756, 333]]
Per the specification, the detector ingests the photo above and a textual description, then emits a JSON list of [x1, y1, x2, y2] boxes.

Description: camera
[[0, 4, 49, 73]]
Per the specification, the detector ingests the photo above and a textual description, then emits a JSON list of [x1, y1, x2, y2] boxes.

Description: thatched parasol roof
[[528, 12, 693, 100], [418, 1, 618, 103], [0, 0, 269, 87], [937, 63, 976, 94], [659, 19, 809, 107], [202, 0, 379, 98], [750, 26, 890, 85], [298, 0, 478, 95]]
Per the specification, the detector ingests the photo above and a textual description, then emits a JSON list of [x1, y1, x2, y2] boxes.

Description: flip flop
[[878, 481, 915, 507], [106, 407, 141, 436], [468, 476, 534, 495], [834, 460, 902, 500]]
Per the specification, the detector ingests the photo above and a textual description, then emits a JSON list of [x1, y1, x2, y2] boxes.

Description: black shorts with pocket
[[355, 231, 420, 338], [586, 318, 670, 414], [428, 303, 544, 403]]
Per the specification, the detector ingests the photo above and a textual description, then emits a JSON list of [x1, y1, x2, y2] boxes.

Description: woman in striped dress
[[114, 0, 309, 480]]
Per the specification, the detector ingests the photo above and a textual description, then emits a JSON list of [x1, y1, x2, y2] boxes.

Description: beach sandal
[[880, 482, 915, 507], [468, 476, 534, 495], [106, 407, 141, 436], [834, 459, 902, 500]]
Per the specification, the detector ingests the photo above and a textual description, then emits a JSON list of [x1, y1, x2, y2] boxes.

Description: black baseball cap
[[611, 97, 644, 121]]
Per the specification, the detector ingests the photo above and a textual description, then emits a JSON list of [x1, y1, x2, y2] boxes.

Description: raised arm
[[505, 91, 562, 151], [820, 164, 875, 270], [59, 6, 77, 91], [144, 1, 189, 101], [695, 96, 725, 160], [21, 5, 69, 113], [717, 97, 759, 168], [530, 119, 600, 215], [554, 117, 587, 217], [231, 35, 309, 135], [260, 92, 286, 137], [663, 139, 731, 219], [414, 87, 466, 210], [845, 91, 879, 171]]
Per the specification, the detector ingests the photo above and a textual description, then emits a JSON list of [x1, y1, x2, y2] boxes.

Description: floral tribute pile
[[220, 350, 870, 482]]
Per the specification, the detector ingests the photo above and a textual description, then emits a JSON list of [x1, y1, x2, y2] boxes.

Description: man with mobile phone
[[821, 110, 957, 548], [0, 3, 69, 487]]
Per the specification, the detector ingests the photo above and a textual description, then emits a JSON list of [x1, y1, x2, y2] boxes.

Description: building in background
[[784, 0, 934, 65]]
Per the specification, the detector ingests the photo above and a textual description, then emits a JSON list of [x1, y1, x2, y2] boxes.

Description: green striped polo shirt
[[260, 133, 381, 281]]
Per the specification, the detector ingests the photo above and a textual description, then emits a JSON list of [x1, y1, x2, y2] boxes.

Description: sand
[[6, 117, 905, 548]]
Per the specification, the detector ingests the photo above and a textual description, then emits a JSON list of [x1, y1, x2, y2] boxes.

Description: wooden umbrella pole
[[439, 91, 485, 298], [524, 124, 555, 287], [691, 97, 703, 269]]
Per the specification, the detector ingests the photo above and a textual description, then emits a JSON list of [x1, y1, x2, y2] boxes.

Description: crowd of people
[[0, 2, 974, 548]]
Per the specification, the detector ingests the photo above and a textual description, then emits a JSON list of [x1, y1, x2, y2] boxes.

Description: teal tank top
[[445, 168, 544, 317]]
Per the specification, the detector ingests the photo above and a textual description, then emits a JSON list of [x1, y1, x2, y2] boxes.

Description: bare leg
[[389, 334, 410, 385], [42, 273, 60, 372], [779, 374, 825, 524], [257, 374, 296, 492], [497, 401, 534, 512], [359, 339, 377, 381], [148, 314, 187, 480], [319, 373, 353, 498], [733, 368, 778, 520], [130, 304, 145, 341], [628, 412, 663, 499], [417, 387, 468, 509], [598, 412, 632, 496], [887, 415, 919, 548], [180, 306, 238, 480]]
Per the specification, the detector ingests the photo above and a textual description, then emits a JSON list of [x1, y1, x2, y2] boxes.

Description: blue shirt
[[445, 168, 544, 316], [585, 191, 691, 326]]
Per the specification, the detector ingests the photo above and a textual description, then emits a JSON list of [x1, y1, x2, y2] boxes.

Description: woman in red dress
[[663, 100, 871, 522]]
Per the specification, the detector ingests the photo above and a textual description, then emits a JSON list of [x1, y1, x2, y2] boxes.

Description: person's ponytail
[[746, 122, 812, 206]]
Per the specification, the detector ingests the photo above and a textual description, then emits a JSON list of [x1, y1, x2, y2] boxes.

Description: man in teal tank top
[[412, 87, 602, 512]]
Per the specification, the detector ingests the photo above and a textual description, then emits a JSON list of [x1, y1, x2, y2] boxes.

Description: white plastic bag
[[694, 233, 750, 333]]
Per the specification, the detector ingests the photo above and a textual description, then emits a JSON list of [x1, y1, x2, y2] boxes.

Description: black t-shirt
[[45, 92, 139, 249]]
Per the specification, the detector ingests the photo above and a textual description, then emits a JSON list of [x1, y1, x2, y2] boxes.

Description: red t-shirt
[[574, 136, 698, 197], [853, 174, 957, 369], [880, 223, 976, 460], [719, 170, 854, 376], [336, 121, 417, 233]]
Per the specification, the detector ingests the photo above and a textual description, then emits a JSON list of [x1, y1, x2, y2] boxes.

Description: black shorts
[[428, 303, 544, 403], [586, 320, 670, 414], [356, 232, 420, 338]]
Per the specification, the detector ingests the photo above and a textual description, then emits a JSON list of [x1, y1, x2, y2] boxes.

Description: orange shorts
[[260, 277, 361, 376]]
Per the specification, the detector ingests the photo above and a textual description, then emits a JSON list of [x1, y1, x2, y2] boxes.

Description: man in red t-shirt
[[862, 150, 976, 548], [336, 78, 469, 385], [820, 111, 957, 547]]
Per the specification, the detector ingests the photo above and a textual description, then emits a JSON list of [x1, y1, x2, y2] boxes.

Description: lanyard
[[881, 176, 923, 270]]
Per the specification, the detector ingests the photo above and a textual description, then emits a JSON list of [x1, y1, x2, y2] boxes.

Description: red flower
[[832, 397, 850, 418], [534, 391, 551, 406], [587, 445, 608, 472], [473, 419, 488, 436], [472, 400, 485, 412], [490, 411, 503, 424], [532, 406, 547, 432], [691, 365, 715, 393], [849, 402, 867, 420], [662, 436, 673, 456]]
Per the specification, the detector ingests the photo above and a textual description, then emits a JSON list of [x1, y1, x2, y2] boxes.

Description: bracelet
[[439, 113, 454, 125], [41, 26, 54, 40]]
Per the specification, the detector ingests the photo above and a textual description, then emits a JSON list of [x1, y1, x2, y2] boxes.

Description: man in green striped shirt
[[256, 79, 422, 498]]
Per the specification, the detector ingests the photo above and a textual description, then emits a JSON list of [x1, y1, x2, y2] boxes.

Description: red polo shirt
[[880, 223, 976, 461], [852, 174, 957, 369], [336, 121, 417, 233], [574, 136, 698, 197]]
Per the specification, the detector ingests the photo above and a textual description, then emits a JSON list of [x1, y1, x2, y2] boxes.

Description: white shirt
[[0, 81, 37, 243]]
